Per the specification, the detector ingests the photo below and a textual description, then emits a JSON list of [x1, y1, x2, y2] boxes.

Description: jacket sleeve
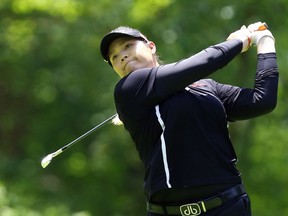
[[115, 39, 243, 116], [216, 53, 278, 121]]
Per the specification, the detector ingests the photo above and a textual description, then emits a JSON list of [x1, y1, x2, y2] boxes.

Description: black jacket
[[114, 39, 278, 199]]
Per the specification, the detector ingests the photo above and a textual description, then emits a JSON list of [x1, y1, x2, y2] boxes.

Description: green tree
[[0, 0, 287, 215]]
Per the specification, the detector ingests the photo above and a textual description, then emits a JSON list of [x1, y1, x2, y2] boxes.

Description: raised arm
[[221, 25, 278, 120], [153, 39, 243, 97]]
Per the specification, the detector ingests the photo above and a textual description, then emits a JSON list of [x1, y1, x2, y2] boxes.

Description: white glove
[[250, 29, 275, 45], [247, 22, 267, 32], [248, 22, 275, 45], [227, 25, 252, 52]]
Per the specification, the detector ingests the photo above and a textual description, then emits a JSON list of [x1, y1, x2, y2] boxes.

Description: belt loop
[[200, 201, 207, 212]]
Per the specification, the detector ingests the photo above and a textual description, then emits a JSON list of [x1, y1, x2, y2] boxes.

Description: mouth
[[123, 58, 135, 71]]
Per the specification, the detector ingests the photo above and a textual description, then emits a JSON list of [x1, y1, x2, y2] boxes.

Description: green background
[[0, 0, 287, 215]]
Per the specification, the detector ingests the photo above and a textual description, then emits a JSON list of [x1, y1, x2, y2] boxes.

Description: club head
[[41, 154, 53, 168]]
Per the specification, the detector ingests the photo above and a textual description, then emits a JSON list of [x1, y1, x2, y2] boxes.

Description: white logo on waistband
[[180, 203, 201, 216]]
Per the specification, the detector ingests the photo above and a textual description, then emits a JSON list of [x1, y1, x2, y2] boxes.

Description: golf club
[[41, 113, 118, 168]]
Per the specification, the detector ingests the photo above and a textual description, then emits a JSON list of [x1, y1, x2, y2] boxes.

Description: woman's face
[[108, 37, 158, 77]]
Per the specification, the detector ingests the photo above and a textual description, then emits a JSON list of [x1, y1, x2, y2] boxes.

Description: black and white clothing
[[113, 39, 278, 214]]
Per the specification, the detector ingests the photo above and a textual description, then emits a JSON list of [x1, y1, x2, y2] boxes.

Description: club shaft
[[60, 113, 117, 151]]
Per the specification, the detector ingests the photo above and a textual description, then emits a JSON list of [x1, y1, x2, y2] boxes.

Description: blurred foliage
[[0, 0, 287, 215]]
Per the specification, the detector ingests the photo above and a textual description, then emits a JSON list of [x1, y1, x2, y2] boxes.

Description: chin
[[125, 67, 136, 74]]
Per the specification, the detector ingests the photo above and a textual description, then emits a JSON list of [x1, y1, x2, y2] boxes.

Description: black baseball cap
[[100, 26, 148, 64]]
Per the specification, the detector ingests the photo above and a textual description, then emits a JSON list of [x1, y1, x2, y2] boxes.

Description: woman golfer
[[100, 22, 278, 216]]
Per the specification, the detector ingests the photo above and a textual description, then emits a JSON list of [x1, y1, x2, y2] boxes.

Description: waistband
[[147, 184, 245, 216]]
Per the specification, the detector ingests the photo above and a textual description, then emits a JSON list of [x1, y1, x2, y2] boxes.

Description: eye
[[124, 43, 133, 50], [111, 54, 118, 62]]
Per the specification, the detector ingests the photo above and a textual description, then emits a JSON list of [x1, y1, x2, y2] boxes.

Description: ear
[[148, 41, 157, 54]]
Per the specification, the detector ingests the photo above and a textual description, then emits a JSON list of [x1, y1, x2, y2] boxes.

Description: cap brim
[[100, 33, 129, 62]]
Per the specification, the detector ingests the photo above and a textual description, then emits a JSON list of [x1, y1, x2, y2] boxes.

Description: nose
[[121, 55, 128, 62]]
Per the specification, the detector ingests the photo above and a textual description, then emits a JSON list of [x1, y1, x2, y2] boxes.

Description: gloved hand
[[247, 22, 275, 46], [227, 25, 251, 52]]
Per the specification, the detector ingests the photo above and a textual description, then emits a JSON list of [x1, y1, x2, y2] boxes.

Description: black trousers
[[147, 193, 251, 216]]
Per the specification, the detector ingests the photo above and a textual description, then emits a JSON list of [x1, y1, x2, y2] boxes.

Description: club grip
[[258, 23, 268, 31]]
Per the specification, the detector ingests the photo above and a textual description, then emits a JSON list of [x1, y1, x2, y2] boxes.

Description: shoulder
[[114, 67, 156, 101]]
